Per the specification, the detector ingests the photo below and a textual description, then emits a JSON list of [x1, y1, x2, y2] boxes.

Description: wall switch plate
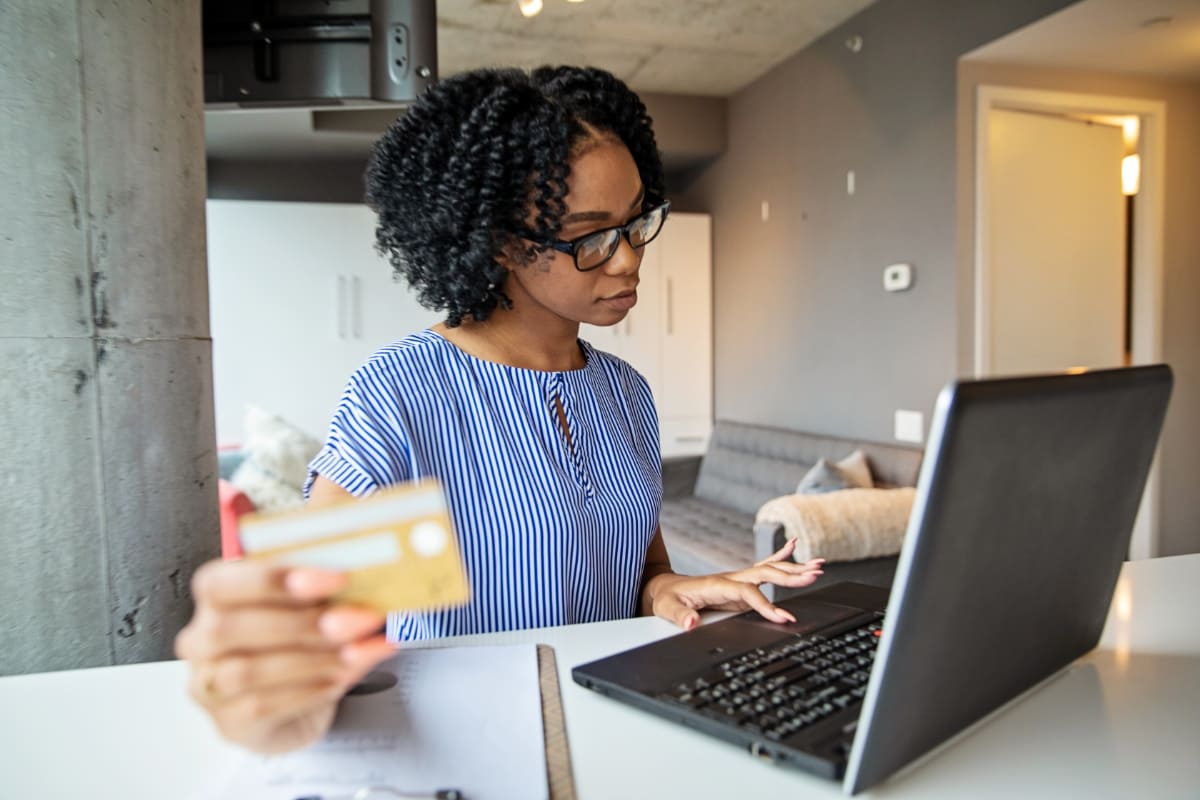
[[894, 409, 924, 443], [883, 263, 913, 292]]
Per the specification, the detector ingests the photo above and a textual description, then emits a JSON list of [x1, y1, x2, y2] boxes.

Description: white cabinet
[[582, 212, 712, 457], [208, 201, 712, 456], [206, 200, 440, 444]]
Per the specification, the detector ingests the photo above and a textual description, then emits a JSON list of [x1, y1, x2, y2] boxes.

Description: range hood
[[202, 0, 438, 109]]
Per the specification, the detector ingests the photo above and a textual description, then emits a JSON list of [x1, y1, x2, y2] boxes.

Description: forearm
[[639, 527, 681, 616]]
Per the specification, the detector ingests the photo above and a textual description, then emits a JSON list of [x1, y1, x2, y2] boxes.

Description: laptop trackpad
[[742, 600, 866, 635]]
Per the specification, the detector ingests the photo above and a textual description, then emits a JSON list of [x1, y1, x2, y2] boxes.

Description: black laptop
[[572, 365, 1173, 794]]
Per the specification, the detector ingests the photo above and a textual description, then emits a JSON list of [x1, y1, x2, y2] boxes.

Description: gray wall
[[955, 62, 1200, 557], [678, 0, 1075, 443]]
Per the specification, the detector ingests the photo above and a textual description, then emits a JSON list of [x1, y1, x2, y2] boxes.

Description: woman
[[176, 65, 824, 754]]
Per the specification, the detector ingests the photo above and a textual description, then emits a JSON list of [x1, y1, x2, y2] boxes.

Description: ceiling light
[[518, 0, 543, 17]]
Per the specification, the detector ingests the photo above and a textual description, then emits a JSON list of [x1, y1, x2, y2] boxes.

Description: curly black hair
[[365, 65, 665, 326]]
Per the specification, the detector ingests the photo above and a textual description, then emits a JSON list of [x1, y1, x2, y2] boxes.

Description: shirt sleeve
[[304, 366, 413, 498]]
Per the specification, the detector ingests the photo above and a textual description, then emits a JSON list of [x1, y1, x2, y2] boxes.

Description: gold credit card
[[238, 479, 469, 615]]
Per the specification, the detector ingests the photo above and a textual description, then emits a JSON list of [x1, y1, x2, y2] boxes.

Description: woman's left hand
[[646, 539, 824, 631]]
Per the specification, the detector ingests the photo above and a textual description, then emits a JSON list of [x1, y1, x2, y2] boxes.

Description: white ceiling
[[205, 0, 876, 161], [436, 0, 876, 97], [965, 0, 1200, 80]]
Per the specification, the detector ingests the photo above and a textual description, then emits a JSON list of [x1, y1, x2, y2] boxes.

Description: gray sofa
[[660, 421, 923, 600]]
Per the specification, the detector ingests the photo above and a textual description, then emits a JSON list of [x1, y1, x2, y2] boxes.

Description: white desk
[[3, 554, 1198, 799]]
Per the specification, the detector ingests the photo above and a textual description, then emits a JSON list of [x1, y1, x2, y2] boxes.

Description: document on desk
[[200, 643, 547, 800]]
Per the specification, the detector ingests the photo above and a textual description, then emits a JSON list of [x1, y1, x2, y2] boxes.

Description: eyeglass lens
[[575, 205, 666, 270]]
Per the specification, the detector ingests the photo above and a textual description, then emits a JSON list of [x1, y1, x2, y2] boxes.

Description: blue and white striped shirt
[[304, 329, 663, 642]]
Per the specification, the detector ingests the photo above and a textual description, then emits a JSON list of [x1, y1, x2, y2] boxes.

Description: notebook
[[201, 643, 576, 800], [572, 365, 1172, 794]]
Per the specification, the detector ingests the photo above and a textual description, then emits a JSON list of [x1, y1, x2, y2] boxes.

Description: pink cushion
[[218, 478, 255, 560]]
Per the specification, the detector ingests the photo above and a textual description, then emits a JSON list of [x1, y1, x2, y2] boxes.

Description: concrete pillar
[[0, 1, 218, 674]]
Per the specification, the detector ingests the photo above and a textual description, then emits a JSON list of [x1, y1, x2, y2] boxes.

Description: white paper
[[199, 644, 547, 800]]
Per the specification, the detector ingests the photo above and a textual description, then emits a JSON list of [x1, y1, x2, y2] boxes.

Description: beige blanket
[[755, 487, 917, 563]]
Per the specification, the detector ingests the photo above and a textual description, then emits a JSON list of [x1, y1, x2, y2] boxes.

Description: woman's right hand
[[174, 559, 396, 754]]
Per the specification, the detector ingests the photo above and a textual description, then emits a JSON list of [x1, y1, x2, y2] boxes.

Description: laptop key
[[660, 691, 703, 709], [720, 705, 748, 724], [765, 676, 789, 691], [689, 669, 729, 690], [760, 657, 807, 680], [843, 669, 871, 686]]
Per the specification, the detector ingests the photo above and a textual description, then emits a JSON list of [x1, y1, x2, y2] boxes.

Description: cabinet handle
[[676, 435, 705, 443], [666, 277, 674, 335], [351, 276, 362, 339], [337, 275, 348, 339]]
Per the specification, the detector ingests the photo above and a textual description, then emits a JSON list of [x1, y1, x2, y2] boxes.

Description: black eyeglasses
[[531, 200, 671, 272]]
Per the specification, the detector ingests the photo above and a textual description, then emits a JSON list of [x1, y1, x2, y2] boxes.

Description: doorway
[[974, 85, 1166, 559]]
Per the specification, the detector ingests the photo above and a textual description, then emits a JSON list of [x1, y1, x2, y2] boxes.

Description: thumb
[[756, 536, 797, 566], [652, 591, 700, 631]]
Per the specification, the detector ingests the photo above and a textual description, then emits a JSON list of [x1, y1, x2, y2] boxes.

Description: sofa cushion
[[229, 405, 322, 513], [694, 422, 922, 516], [660, 496, 757, 576], [796, 450, 874, 494]]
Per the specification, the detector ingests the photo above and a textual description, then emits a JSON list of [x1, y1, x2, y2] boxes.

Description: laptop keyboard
[[660, 613, 883, 746]]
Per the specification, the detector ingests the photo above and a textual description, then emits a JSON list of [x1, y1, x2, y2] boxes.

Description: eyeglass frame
[[522, 199, 671, 272]]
